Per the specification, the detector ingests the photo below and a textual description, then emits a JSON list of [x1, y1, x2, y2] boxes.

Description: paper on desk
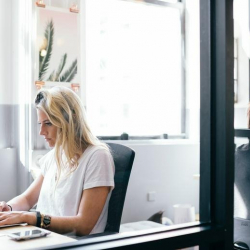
[[0, 223, 27, 228]]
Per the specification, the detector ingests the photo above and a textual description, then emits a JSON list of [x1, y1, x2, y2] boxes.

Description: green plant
[[39, 20, 54, 81], [39, 19, 78, 83], [47, 53, 67, 81], [59, 59, 77, 82]]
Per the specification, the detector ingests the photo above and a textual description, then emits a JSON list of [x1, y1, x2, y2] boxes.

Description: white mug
[[173, 204, 195, 224]]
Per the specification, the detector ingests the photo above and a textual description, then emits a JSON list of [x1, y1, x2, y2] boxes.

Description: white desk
[[0, 225, 76, 250]]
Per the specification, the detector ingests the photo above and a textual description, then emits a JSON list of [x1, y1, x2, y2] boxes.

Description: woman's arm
[[0, 186, 110, 236], [42, 186, 110, 235], [1, 174, 44, 212]]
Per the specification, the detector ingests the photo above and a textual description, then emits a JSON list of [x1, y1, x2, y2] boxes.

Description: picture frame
[[35, 5, 80, 91]]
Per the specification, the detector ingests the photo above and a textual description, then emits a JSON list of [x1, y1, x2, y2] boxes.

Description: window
[[85, 0, 184, 137]]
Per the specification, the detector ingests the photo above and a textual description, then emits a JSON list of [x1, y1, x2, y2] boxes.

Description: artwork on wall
[[35, 6, 80, 90]]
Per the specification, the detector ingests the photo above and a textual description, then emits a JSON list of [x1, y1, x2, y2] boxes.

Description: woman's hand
[[0, 211, 36, 226], [0, 201, 11, 212]]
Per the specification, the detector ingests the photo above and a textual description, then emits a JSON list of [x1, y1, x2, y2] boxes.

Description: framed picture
[[35, 5, 80, 90]]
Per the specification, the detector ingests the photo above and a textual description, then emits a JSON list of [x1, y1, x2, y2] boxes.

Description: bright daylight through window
[[85, 0, 183, 137]]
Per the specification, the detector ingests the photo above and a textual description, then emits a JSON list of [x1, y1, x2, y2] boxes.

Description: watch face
[[43, 215, 51, 226]]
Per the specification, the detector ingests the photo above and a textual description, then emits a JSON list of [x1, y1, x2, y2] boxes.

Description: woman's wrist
[[23, 212, 37, 226]]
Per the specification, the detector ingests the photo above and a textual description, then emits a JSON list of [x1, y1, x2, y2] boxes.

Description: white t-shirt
[[36, 145, 115, 234]]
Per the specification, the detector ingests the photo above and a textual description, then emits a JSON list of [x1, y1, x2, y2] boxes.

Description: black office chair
[[234, 218, 250, 250], [234, 129, 250, 249], [77, 143, 135, 240], [104, 142, 135, 233]]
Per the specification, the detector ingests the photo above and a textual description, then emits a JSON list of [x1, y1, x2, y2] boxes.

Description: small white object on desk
[[0, 225, 76, 250], [193, 174, 200, 180], [173, 204, 196, 224]]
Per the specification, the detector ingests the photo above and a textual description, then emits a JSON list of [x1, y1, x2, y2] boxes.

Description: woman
[[0, 86, 115, 236]]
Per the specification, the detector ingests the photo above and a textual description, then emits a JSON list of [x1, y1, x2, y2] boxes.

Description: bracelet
[[7, 204, 12, 211], [40, 213, 44, 228], [36, 211, 41, 227]]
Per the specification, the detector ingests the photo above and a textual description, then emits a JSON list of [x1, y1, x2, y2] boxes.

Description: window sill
[[103, 139, 199, 146], [39, 222, 223, 250]]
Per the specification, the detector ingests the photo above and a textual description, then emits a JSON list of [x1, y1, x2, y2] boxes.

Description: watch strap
[[36, 211, 41, 227]]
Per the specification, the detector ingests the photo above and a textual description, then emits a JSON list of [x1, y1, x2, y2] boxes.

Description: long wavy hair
[[35, 86, 107, 181]]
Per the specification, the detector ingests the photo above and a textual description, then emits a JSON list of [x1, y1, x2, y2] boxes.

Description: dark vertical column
[[200, 0, 234, 249], [212, 0, 234, 249]]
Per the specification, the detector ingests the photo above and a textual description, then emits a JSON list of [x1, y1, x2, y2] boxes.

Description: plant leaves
[[39, 20, 54, 81], [54, 54, 67, 81], [59, 59, 77, 82], [47, 70, 55, 81]]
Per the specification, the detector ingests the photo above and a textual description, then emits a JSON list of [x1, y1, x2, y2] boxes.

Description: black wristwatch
[[42, 215, 51, 229]]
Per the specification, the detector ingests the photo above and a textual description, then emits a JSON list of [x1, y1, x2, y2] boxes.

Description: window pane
[[85, 0, 183, 136]]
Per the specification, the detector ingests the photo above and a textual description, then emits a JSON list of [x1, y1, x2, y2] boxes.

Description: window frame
[[40, 0, 234, 249]]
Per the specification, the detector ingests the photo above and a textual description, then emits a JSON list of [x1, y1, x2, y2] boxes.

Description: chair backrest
[[104, 143, 135, 233], [235, 143, 250, 219], [234, 217, 250, 250]]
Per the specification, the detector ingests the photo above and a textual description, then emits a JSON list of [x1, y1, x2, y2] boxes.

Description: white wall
[[0, 1, 14, 148], [119, 141, 199, 223], [0, 0, 33, 198], [0, 1, 13, 105], [0, 1, 19, 199]]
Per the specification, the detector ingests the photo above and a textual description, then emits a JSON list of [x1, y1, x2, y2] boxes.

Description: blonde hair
[[35, 86, 107, 181]]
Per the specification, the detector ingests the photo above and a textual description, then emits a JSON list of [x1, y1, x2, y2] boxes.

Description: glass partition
[[1, 0, 237, 249], [83, 0, 201, 234]]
